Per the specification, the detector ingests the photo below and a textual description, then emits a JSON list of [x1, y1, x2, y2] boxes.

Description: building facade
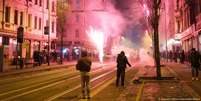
[[58, 0, 108, 60], [0, 0, 57, 60], [159, 0, 176, 51], [175, 0, 201, 52]]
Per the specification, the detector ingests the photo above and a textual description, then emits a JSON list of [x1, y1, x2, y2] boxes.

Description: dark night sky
[[113, 0, 148, 48]]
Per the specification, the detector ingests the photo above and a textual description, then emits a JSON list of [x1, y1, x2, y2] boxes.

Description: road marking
[[46, 69, 116, 101], [45, 85, 81, 101], [91, 77, 116, 97], [135, 81, 145, 101], [0, 71, 76, 97], [0, 65, 109, 98], [3, 80, 67, 101], [166, 66, 200, 98], [1, 75, 80, 101], [0, 68, 73, 84]]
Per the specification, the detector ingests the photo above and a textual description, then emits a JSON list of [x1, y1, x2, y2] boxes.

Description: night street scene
[[1, 0, 201, 101]]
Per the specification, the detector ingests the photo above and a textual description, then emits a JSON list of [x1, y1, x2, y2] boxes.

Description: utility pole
[[164, 2, 168, 62], [1, 0, 5, 29], [47, 0, 51, 66], [60, 0, 65, 64], [0, 0, 6, 72]]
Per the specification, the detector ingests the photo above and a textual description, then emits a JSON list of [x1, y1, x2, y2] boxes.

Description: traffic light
[[44, 26, 49, 35], [17, 26, 24, 43]]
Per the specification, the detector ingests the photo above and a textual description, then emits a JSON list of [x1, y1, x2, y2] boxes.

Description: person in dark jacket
[[76, 51, 92, 99], [179, 50, 185, 64], [189, 48, 200, 80], [116, 51, 131, 87]]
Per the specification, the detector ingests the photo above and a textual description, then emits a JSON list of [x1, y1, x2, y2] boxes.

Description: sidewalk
[[0, 61, 76, 76], [92, 63, 201, 101]]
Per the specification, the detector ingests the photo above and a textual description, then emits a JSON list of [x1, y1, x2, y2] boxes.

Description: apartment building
[[175, 0, 201, 52], [0, 0, 57, 59]]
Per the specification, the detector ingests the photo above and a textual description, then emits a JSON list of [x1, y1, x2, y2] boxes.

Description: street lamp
[[47, 0, 51, 66]]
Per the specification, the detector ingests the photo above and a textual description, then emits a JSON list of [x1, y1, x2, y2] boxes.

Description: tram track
[[0, 65, 115, 100]]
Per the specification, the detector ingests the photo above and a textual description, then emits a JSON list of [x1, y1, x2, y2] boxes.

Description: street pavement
[[88, 62, 201, 101], [0, 62, 201, 101]]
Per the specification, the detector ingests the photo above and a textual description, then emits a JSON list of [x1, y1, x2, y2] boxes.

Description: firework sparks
[[86, 26, 104, 63]]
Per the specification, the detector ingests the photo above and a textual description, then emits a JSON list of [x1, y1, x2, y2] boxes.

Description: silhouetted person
[[189, 48, 200, 80], [76, 51, 92, 99], [169, 51, 173, 62], [116, 51, 131, 87], [173, 51, 178, 62], [180, 50, 185, 64]]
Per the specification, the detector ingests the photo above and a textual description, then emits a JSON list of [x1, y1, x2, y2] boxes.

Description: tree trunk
[[153, 0, 161, 79]]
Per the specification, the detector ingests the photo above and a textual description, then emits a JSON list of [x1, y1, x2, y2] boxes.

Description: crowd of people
[[33, 50, 58, 66], [161, 50, 186, 63], [161, 48, 201, 80]]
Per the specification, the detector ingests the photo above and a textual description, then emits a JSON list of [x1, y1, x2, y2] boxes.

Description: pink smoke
[[85, 1, 126, 46]]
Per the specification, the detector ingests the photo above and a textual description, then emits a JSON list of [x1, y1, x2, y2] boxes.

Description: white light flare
[[86, 26, 104, 63]]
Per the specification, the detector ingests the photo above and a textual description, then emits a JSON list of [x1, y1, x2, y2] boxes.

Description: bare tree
[[140, 0, 162, 79]]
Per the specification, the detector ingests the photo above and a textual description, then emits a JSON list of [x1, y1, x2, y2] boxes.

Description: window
[[46, 0, 49, 9], [38, 18, 41, 29], [52, 1, 55, 12], [52, 21, 55, 33], [39, 0, 42, 6], [20, 12, 23, 25], [75, 29, 79, 38], [46, 20, 48, 26], [176, 0, 179, 10], [14, 10, 18, 25], [34, 16, 37, 29], [76, 0, 80, 9], [28, 14, 32, 27], [35, 0, 38, 5], [5, 6, 10, 23], [76, 14, 79, 23]]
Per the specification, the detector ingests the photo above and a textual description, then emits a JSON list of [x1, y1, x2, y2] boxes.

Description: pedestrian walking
[[169, 51, 173, 62], [76, 51, 92, 99], [189, 48, 201, 80], [116, 51, 131, 87], [179, 50, 185, 64]]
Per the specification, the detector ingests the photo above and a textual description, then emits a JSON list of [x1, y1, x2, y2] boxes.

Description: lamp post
[[47, 0, 51, 66], [60, 0, 65, 64], [0, 0, 6, 72], [163, 2, 168, 62]]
